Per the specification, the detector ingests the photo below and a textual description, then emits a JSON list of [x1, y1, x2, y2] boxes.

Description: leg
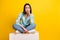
[[13, 24, 24, 33], [26, 23, 36, 31]]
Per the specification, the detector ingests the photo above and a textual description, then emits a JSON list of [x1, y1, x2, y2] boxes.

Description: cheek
[[28, 8, 30, 11], [25, 9, 27, 11], [25, 8, 30, 12]]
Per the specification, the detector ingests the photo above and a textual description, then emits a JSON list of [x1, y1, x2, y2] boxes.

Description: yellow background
[[0, 0, 60, 40]]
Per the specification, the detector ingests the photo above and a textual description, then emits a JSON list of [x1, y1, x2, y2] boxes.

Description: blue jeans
[[13, 23, 36, 33]]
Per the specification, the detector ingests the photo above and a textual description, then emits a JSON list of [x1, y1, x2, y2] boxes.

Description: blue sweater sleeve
[[16, 13, 23, 26], [30, 14, 34, 24]]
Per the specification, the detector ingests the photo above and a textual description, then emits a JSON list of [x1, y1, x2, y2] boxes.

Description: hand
[[20, 25, 28, 33], [28, 12, 30, 16], [24, 29, 28, 33]]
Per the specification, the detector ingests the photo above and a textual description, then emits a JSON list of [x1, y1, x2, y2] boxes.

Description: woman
[[13, 3, 36, 33]]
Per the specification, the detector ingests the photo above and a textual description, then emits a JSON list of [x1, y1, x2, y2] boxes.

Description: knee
[[12, 24, 17, 29], [31, 23, 36, 28]]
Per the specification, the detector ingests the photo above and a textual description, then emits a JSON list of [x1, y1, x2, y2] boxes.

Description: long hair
[[23, 3, 32, 14]]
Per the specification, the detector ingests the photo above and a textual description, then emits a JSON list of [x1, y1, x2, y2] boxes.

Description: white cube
[[9, 30, 39, 40]]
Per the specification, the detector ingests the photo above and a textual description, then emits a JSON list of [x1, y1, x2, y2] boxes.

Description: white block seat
[[9, 29, 39, 40]]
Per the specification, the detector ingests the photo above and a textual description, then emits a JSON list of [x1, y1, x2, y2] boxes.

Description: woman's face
[[25, 5, 30, 14]]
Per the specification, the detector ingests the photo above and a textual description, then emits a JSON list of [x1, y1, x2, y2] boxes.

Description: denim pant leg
[[13, 24, 24, 33], [26, 23, 36, 31]]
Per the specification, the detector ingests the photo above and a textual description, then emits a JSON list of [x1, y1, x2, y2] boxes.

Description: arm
[[30, 14, 34, 24], [16, 13, 24, 27]]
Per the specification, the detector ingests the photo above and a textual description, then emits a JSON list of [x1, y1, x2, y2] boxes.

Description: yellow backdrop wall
[[0, 0, 60, 40]]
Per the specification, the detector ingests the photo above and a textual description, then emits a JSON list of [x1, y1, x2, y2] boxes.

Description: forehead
[[25, 5, 30, 8]]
